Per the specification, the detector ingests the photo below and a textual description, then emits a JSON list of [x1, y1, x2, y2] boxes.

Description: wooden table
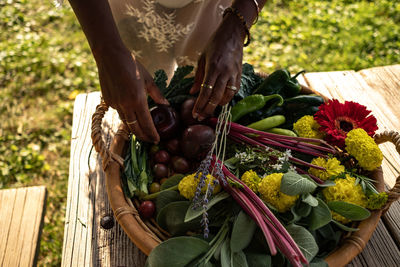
[[62, 65, 400, 267]]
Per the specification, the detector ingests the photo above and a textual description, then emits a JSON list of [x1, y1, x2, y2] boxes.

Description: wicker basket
[[91, 91, 400, 267]]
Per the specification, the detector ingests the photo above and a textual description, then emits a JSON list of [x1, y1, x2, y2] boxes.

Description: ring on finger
[[201, 83, 213, 89], [208, 101, 218, 107], [226, 85, 238, 92], [126, 120, 138, 125]]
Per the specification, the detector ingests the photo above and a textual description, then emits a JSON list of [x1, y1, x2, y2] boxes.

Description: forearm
[[232, 0, 267, 27], [68, 0, 129, 60]]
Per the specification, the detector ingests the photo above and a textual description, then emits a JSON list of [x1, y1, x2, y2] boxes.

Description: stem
[[295, 167, 324, 184], [141, 184, 179, 200]]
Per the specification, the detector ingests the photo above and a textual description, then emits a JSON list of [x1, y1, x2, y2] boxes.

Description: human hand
[[96, 48, 169, 143], [190, 12, 247, 121]]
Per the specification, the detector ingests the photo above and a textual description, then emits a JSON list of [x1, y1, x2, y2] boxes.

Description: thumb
[[147, 81, 169, 105]]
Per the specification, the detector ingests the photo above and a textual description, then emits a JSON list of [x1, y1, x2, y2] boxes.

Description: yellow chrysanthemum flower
[[293, 115, 324, 139], [258, 173, 299, 212], [345, 128, 383, 171], [178, 173, 221, 200], [241, 170, 262, 193], [309, 157, 345, 180], [323, 174, 368, 223]]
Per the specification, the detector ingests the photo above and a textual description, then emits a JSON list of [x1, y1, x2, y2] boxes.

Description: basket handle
[[374, 131, 400, 211], [91, 100, 128, 171]]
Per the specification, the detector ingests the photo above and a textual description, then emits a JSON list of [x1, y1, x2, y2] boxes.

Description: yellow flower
[[241, 170, 262, 192], [323, 174, 368, 223], [309, 157, 345, 180], [293, 115, 324, 139], [178, 173, 221, 200], [258, 173, 299, 212], [345, 128, 383, 171]]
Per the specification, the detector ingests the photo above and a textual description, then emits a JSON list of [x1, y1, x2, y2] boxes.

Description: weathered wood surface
[[63, 65, 400, 266], [0, 186, 47, 267]]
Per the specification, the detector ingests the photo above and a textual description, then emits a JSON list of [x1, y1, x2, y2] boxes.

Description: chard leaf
[[327, 201, 371, 221], [286, 224, 318, 262], [309, 198, 332, 230], [230, 211, 257, 252], [146, 236, 209, 267], [185, 192, 230, 222], [281, 171, 317, 195]]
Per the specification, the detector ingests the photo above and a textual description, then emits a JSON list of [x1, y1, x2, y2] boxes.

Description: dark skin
[[68, 0, 267, 143]]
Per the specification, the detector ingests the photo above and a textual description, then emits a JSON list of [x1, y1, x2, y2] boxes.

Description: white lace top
[[107, 0, 231, 77]]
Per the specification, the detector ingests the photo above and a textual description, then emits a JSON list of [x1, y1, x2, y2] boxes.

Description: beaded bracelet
[[223, 7, 251, 47], [251, 0, 260, 24]]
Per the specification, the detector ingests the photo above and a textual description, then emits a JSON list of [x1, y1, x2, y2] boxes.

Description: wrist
[[223, 7, 250, 46], [92, 41, 131, 62]]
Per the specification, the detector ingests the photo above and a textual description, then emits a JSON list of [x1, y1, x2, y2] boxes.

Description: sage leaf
[[331, 220, 359, 232], [157, 201, 200, 235], [302, 193, 318, 207], [281, 171, 317, 195], [295, 202, 312, 217], [309, 198, 332, 230], [327, 201, 371, 221], [286, 224, 318, 262], [310, 257, 329, 267], [230, 211, 257, 252], [221, 237, 231, 267], [245, 253, 272, 267], [146, 236, 209, 267], [160, 174, 184, 190], [185, 192, 230, 222], [156, 190, 185, 215], [231, 251, 249, 267]]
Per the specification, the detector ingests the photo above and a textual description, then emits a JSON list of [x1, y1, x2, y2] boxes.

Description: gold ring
[[226, 85, 238, 91], [208, 101, 217, 106], [201, 83, 213, 89], [126, 120, 137, 125]]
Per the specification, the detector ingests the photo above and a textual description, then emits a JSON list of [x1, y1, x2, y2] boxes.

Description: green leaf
[[157, 201, 200, 235], [309, 198, 332, 230], [153, 69, 168, 93], [185, 192, 230, 222], [286, 224, 318, 262], [160, 174, 185, 190], [231, 251, 249, 267], [221, 237, 231, 267], [230, 211, 257, 252], [317, 180, 336, 187], [302, 193, 318, 207], [331, 220, 359, 232], [245, 253, 271, 267], [146, 236, 209, 267], [295, 202, 312, 217], [310, 257, 329, 267], [281, 171, 317, 195], [156, 190, 185, 215], [327, 201, 371, 221]]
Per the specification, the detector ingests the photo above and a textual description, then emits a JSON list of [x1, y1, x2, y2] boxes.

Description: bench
[[62, 65, 400, 266], [0, 186, 47, 267]]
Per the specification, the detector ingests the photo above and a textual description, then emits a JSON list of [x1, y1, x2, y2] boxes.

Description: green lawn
[[1, 0, 399, 265]]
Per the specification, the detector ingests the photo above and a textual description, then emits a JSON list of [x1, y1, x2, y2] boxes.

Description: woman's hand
[[190, 11, 247, 121], [96, 47, 168, 143]]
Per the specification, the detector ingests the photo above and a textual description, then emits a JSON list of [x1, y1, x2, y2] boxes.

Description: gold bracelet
[[251, 0, 260, 24], [223, 7, 251, 47]]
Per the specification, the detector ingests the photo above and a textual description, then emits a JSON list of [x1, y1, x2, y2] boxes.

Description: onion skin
[[151, 105, 180, 140], [181, 124, 215, 160]]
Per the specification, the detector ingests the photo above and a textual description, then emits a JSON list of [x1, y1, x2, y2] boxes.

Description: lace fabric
[[108, 0, 230, 77]]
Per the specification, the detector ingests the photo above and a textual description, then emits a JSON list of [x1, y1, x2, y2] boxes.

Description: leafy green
[[327, 201, 371, 221], [230, 211, 257, 253], [331, 220, 359, 232], [245, 253, 271, 267], [157, 201, 200, 235], [286, 224, 319, 262], [234, 63, 264, 102], [146, 236, 210, 267], [160, 174, 185, 190], [220, 237, 231, 267], [309, 198, 332, 230], [280, 171, 317, 195], [155, 190, 185, 215], [302, 193, 319, 207], [185, 192, 230, 222], [231, 251, 249, 267]]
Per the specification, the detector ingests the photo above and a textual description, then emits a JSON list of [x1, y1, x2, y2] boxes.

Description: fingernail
[[193, 113, 198, 119], [198, 116, 204, 121]]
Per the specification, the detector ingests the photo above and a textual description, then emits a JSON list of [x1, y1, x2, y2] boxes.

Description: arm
[[191, 0, 267, 121], [68, 0, 168, 143]]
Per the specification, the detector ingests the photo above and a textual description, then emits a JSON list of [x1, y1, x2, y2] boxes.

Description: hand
[[96, 47, 168, 143], [190, 13, 246, 121]]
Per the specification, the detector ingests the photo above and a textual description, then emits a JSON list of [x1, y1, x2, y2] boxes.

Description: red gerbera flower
[[314, 99, 378, 148]]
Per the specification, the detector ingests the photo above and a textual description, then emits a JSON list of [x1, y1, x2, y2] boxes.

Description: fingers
[[122, 109, 150, 142], [192, 71, 218, 120], [147, 80, 169, 105], [135, 102, 160, 143], [200, 75, 230, 119], [190, 55, 205, 95], [220, 75, 240, 105]]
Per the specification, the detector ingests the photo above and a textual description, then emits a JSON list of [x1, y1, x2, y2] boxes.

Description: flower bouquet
[[91, 64, 400, 267]]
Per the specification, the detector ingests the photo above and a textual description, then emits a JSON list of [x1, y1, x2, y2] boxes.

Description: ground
[[0, 0, 399, 265]]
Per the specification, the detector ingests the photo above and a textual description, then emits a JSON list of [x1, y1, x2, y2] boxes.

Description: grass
[[0, 0, 399, 266]]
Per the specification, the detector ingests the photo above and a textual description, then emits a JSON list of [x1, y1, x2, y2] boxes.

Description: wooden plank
[[382, 200, 400, 248], [347, 220, 400, 267], [0, 186, 47, 267], [62, 92, 146, 267]]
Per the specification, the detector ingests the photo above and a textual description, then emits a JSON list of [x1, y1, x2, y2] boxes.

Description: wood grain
[[0, 186, 47, 267]]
